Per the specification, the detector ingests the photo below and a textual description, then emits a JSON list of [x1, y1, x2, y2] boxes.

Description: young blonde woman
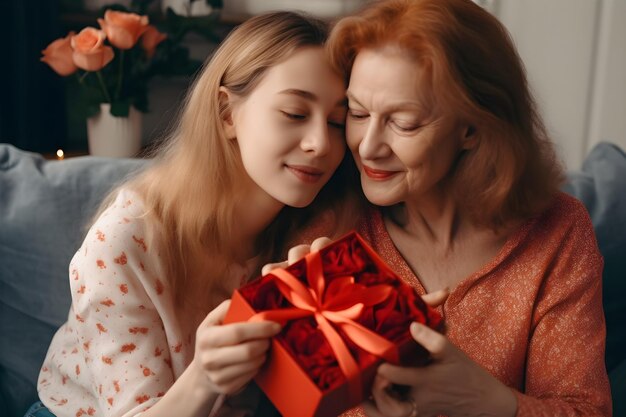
[[31, 11, 356, 417]]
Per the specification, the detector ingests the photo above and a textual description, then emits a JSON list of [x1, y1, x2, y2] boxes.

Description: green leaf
[[110, 100, 131, 117], [207, 0, 223, 8], [81, 84, 107, 106], [191, 0, 222, 8]]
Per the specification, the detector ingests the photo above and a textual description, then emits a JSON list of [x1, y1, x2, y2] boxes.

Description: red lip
[[362, 165, 399, 181], [286, 165, 324, 184]]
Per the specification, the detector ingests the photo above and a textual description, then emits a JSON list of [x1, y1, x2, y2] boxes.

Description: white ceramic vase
[[87, 104, 143, 158]]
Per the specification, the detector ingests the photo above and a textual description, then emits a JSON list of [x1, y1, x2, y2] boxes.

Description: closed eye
[[281, 111, 307, 121], [348, 109, 369, 120], [392, 121, 421, 133]]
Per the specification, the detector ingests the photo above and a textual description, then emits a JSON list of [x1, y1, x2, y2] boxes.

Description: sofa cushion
[[562, 142, 626, 374], [0, 144, 147, 416]]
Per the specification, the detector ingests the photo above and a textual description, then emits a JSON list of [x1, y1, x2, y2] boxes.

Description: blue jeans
[[24, 401, 56, 417]]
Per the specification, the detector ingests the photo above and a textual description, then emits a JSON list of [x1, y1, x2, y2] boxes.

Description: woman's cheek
[[345, 124, 362, 153]]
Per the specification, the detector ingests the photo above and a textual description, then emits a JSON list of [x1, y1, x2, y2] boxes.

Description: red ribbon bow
[[251, 251, 399, 402]]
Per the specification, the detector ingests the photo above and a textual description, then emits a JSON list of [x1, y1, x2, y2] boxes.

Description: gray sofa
[[1, 143, 625, 417]]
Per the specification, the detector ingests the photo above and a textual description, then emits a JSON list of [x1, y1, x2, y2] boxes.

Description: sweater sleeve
[[57, 194, 177, 417], [514, 205, 612, 416]]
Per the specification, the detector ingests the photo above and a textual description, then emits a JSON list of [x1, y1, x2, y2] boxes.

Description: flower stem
[[116, 50, 125, 100], [96, 71, 111, 103], [75, 72, 87, 84]]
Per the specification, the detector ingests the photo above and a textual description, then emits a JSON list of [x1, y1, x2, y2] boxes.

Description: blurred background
[[1, 0, 624, 169]]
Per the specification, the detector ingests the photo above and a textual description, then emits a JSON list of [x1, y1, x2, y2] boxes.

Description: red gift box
[[223, 232, 443, 417]]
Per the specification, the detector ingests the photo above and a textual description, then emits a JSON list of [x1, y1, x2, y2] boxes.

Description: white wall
[[495, 0, 625, 169], [587, 0, 626, 156]]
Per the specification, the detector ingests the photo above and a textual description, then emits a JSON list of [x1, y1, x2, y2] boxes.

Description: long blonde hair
[[97, 11, 360, 310]]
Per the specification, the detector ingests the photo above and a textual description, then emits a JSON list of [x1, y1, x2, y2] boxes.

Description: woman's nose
[[355, 119, 388, 160], [300, 121, 331, 156]]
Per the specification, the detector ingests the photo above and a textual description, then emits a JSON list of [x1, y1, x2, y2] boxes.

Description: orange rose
[[98, 10, 149, 50], [71, 27, 115, 72], [141, 25, 167, 59], [41, 32, 78, 76]]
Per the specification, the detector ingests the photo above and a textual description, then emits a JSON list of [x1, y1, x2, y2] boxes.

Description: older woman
[[280, 0, 611, 416]]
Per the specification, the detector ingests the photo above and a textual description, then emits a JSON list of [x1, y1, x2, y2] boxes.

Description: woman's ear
[[218, 86, 236, 139], [461, 125, 478, 150]]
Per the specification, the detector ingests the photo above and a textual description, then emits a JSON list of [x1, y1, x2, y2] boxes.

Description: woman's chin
[[363, 189, 400, 207], [280, 193, 317, 209]]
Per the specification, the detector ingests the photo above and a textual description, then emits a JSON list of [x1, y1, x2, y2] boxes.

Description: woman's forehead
[[348, 48, 433, 107]]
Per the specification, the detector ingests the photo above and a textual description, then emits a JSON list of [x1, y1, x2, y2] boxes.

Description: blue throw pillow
[[562, 142, 626, 374], [0, 144, 147, 416]]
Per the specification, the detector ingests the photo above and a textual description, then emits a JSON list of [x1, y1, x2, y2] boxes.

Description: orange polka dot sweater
[[37, 190, 251, 417], [338, 193, 611, 417]]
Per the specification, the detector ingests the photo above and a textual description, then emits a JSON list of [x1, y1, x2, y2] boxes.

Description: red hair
[[328, 0, 563, 228]]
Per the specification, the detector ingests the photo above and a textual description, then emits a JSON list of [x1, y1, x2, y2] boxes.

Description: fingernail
[[410, 322, 421, 334], [271, 323, 282, 333]]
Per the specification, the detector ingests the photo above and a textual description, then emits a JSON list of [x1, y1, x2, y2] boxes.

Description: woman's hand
[[192, 300, 281, 395], [363, 322, 517, 417], [261, 236, 450, 309], [261, 236, 333, 274]]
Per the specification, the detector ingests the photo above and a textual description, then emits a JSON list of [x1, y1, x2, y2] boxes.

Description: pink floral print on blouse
[[38, 190, 194, 417]]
